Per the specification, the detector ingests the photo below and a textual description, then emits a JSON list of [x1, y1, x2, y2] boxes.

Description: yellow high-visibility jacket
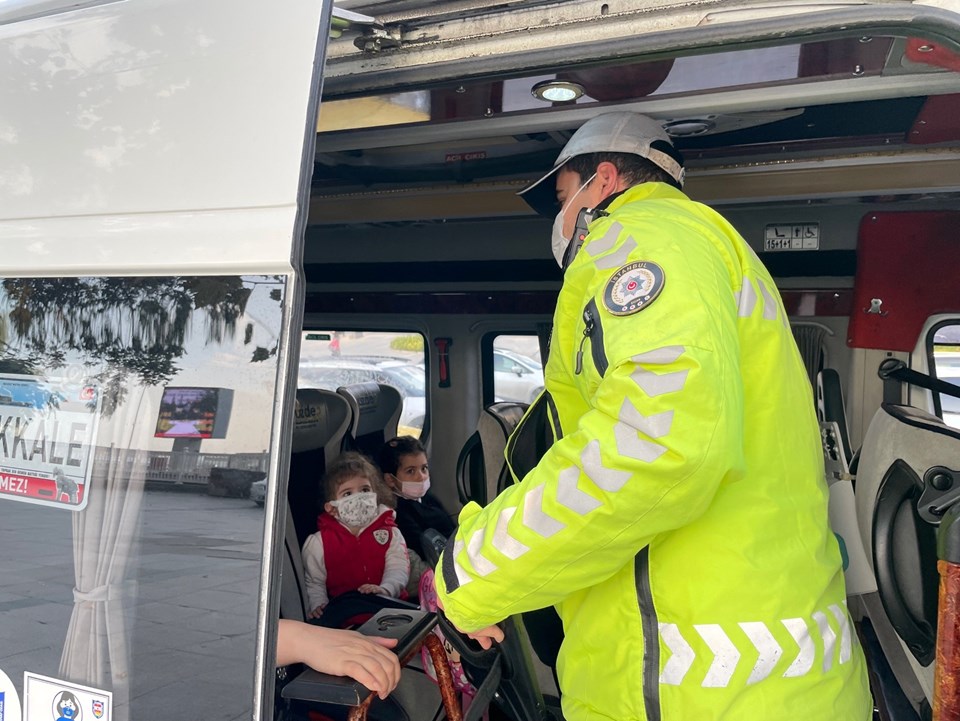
[[437, 182, 871, 721]]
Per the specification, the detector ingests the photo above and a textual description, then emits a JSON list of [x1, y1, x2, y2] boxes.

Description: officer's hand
[[436, 594, 505, 650], [465, 624, 505, 650]]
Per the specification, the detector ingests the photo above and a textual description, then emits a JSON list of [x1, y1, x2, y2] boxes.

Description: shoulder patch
[[602, 261, 665, 316]]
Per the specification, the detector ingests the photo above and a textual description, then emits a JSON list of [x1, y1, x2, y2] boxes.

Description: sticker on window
[[0, 374, 100, 512], [23, 673, 111, 721], [0, 666, 24, 721]]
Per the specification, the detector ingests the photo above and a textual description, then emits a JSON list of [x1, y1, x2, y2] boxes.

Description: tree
[[0, 276, 277, 415]]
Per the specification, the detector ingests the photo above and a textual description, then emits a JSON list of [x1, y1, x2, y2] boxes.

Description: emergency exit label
[[763, 223, 820, 251]]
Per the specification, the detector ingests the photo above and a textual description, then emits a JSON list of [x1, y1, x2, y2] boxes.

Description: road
[[0, 487, 266, 721]]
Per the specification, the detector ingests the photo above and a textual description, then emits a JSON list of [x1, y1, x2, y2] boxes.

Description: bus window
[[929, 322, 960, 429], [0, 275, 284, 721], [489, 334, 543, 405], [298, 330, 427, 438]]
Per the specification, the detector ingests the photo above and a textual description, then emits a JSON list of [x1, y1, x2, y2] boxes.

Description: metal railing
[[92, 447, 269, 485]]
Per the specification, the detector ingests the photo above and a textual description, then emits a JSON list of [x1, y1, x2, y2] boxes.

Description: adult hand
[[277, 619, 401, 700], [358, 584, 386, 595], [435, 589, 504, 650]]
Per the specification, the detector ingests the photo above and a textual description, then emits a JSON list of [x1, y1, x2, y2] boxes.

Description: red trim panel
[[908, 94, 960, 145], [848, 212, 960, 351], [781, 289, 854, 317]]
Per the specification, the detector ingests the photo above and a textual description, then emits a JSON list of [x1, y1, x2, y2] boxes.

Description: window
[[929, 322, 960, 429], [298, 330, 427, 437], [0, 275, 285, 720], [489, 334, 544, 405]]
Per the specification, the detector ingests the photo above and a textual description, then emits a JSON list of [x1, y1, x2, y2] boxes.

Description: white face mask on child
[[330, 491, 378, 527], [400, 478, 430, 500]]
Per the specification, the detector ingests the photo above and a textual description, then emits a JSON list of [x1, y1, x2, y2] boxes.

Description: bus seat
[[817, 368, 853, 466], [288, 389, 353, 550], [338, 382, 403, 458], [854, 403, 960, 713], [455, 402, 528, 505]]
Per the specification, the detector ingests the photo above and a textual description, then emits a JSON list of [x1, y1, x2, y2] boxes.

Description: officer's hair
[[324, 451, 393, 508], [378, 435, 426, 477], [566, 152, 682, 191]]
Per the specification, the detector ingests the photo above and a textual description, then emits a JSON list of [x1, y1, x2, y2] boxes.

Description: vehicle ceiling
[[312, 2, 960, 225]]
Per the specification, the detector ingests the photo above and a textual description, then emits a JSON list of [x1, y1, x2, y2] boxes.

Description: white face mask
[[550, 172, 597, 268], [330, 491, 378, 527], [400, 478, 430, 500]]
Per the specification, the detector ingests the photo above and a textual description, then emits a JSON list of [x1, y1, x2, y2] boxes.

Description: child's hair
[[323, 452, 392, 507], [378, 435, 427, 477]]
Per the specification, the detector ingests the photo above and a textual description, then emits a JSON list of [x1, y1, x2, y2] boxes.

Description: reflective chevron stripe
[[659, 607, 854, 688], [522, 483, 566, 538], [813, 610, 837, 673], [450, 538, 472, 587], [594, 236, 636, 269], [735, 277, 758, 317], [585, 222, 639, 270], [830, 602, 852, 664], [739, 621, 782, 684], [615, 399, 670, 463], [466, 528, 498, 577], [632, 345, 685, 365], [630, 366, 688, 397], [757, 278, 780, 321], [695, 624, 741, 687], [660, 623, 695, 685], [585, 221, 623, 256], [581, 440, 631, 492], [782, 617, 816, 678], [556, 466, 603, 515], [491, 506, 529, 560]]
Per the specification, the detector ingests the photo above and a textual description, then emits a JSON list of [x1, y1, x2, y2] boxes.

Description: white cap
[[518, 112, 685, 216]]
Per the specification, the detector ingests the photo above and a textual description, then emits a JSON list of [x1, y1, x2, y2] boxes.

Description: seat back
[[287, 389, 353, 553], [855, 403, 960, 710], [456, 402, 528, 505], [338, 382, 402, 458], [281, 389, 352, 621]]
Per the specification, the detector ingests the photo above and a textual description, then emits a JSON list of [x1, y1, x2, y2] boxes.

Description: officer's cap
[[518, 112, 685, 216]]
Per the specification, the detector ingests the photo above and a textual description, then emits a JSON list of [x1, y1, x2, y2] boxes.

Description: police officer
[[435, 112, 871, 720]]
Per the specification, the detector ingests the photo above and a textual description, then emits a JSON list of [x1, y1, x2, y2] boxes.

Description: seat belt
[[878, 358, 960, 405]]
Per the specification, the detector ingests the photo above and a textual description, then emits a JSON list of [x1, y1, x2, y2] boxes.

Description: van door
[[0, 1, 331, 719]]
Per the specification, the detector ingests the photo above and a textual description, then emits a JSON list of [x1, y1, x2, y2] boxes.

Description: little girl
[[302, 452, 409, 623], [378, 436, 454, 559]]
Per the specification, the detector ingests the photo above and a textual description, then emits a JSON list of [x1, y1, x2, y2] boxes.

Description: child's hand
[[307, 604, 326, 619], [358, 584, 386, 595]]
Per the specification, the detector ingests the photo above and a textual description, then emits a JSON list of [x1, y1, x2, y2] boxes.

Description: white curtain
[[60, 390, 150, 721]]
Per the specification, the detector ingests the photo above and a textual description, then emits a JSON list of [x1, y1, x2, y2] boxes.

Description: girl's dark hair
[[57, 692, 79, 712], [378, 435, 426, 476], [323, 452, 392, 507]]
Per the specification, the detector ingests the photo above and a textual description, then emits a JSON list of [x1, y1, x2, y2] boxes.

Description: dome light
[[663, 118, 716, 137], [531, 80, 585, 103]]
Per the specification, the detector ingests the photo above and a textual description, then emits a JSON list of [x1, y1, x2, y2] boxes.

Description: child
[[302, 452, 409, 622], [378, 436, 454, 562]]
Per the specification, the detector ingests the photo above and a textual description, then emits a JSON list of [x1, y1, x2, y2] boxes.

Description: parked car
[[250, 478, 266, 507], [493, 349, 544, 403], [298, 358, 426, 434]]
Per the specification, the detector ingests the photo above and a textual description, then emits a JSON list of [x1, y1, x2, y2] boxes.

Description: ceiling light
[[663, 119, 716, 137], [531, 80, 585, 103]]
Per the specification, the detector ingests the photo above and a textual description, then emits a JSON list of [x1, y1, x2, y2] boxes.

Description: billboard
[[0, 374, 100, 511], [154, 387, 233, 439]]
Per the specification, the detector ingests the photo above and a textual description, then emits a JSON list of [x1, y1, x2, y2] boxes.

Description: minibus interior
[[1, 1, 959, 720]]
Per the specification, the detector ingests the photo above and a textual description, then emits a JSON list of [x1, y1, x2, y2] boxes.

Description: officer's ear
[[595, 160, 622, 198]]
